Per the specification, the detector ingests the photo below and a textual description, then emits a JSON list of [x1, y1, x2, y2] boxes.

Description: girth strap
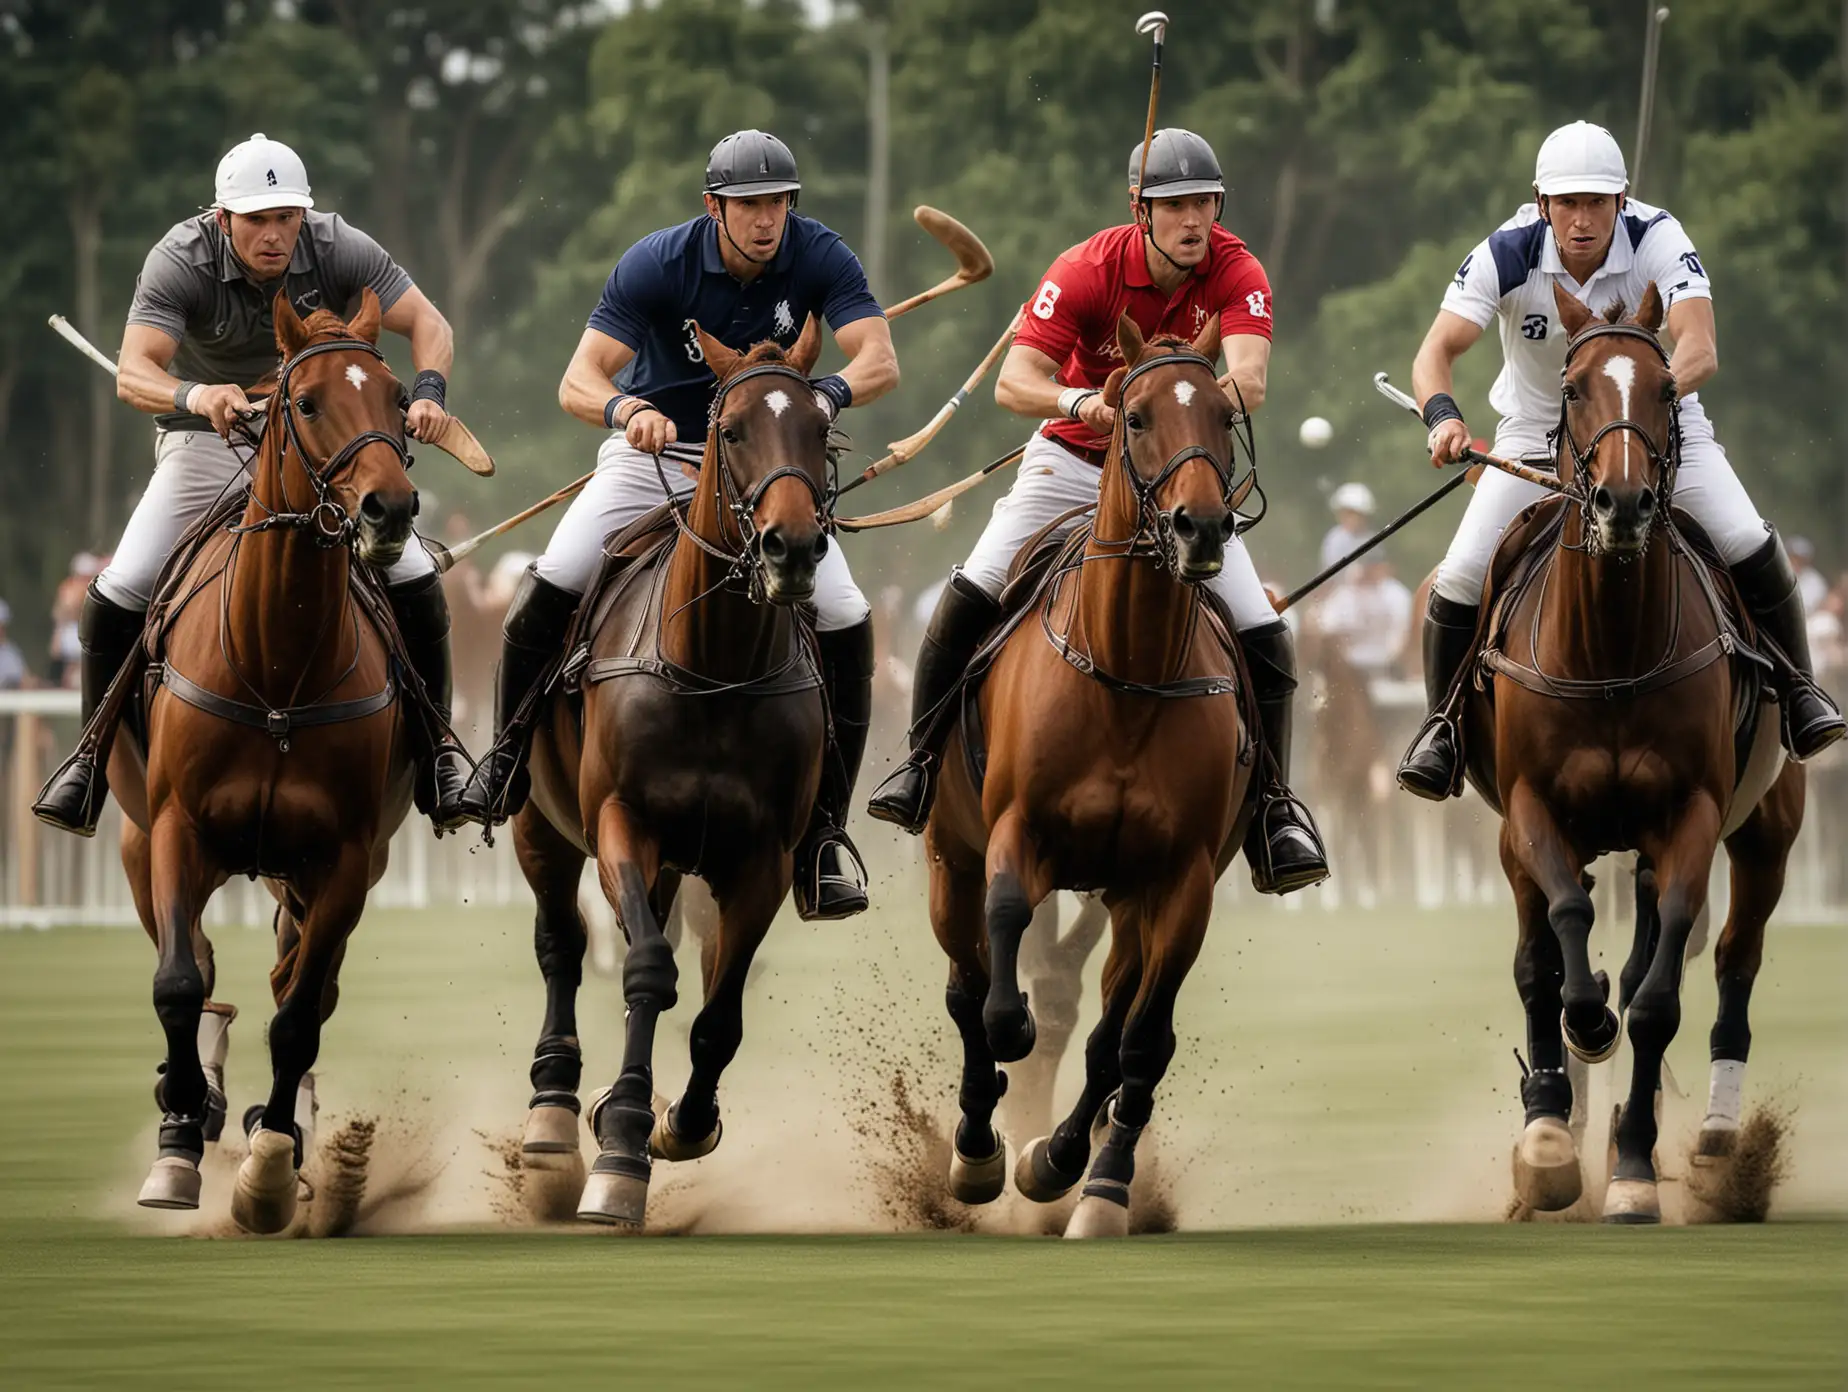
[[159, 662, 396, 750]]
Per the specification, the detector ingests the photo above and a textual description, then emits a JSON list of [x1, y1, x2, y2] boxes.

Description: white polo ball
[[1299, 415, 1333, 449]]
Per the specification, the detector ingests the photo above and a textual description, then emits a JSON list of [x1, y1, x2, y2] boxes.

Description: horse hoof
[[1562, 1006, 1621, 1064], [1694, 1125, 1738, 1159], [648, 1096, 720, 1163], [520, 1147, 587, 1223], [1014, 1136, 1082, 1204], [577, 1164, 649, 1230], [1511, 1116, 1583, 1212], [983, 1003, 1037, 1065], [522, 1104, 581, 1155], [1601, 1177, 1661, 1225], [232, 1129, 299, 1234], [1063, 1186, 1131, 1239], [136, 1156, 203, 1210], [948, 1133, 1007, 1206]]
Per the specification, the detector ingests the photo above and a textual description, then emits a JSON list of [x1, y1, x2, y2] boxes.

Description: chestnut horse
[[925, 318, 1254, 1239], [115, 291, 427, 1231], [1466, 284, 1801, 1224], [511, 325, 835, 1229]]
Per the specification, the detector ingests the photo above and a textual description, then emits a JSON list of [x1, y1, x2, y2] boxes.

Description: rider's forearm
[[1411, 342, 1461, 412], [558, 363, 630, 429], [836, 339, 899, 408], [995, 358, 1073, 421], [116, 354, 195, 417], [405, 305, 454, 378], [1667, 337, 1717, 396]]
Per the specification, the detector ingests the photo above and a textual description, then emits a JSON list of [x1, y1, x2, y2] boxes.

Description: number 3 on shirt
[[1245, 290, 1269, 320], [1031, 280, 1062, 320]]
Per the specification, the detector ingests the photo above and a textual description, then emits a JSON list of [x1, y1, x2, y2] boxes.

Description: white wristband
[[1057, 387, 1098, 421], [184, 383, 204, 415]]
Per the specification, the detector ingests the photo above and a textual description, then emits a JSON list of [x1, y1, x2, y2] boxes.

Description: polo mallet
[[837, 443, 1027, 532], [1133, 11, 1169, 205], [47, 313, 496, 476], [1373, 372, 1576, 495], [883, 206, 995, 319], [1631, 6, 1671, 197], [1275, 470, 1473, 612]]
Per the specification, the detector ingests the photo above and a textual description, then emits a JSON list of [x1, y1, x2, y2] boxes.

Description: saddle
[[1441, 498, 1778, 820]]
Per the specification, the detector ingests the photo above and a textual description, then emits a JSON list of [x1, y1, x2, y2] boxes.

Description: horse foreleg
[[1005, 894, 1109, 1145], [1605, 796, 1723, 1225], [233, 849, 366, 1235], [1066, 856, 1213, 1239], [981, 812, 1052, 1063], [1016, 910, 1140, 1206], [1503, 845, 1583, 1213], [658, 852, 785, 1159], [578, 799, 672, 1231], [513, 806, 590, 1162], [1506, 783, 1618, 1063], [1699, 765, 1803, 1173], [1618, 858, 1661, 1015], [927, 837, 1006, 1206], [134, 814, 218, 1213]]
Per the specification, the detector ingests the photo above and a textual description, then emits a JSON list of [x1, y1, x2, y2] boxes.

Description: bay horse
[[510, 323, 835, 1229], [1462, 283, 1802, 1224], [114, 290, 429, 1232], [925, 316, 1254, 1239]]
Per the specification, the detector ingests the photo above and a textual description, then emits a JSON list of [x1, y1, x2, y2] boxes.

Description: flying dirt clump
[[1684, 1104, 1792, 1224]]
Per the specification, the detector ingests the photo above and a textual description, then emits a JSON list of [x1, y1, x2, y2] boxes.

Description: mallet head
[[1136, 10, 1169, 39]]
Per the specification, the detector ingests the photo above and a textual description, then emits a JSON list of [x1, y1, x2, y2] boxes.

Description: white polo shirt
[[1441, 199, 1711, 425]]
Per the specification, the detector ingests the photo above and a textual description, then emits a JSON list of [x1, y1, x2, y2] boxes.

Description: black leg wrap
[[529, 1034, 583, 1110], [1521, 1067, 1573, 1125], [157, 1113, 207, 1165], [1710, 975, 1753, 1062], [981, 874, 1037, 1062]]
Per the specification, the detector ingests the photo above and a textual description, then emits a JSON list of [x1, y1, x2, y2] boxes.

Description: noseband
[[1096, 350, 1257, 573], [656, 361, 837, 604], [230, 337, 412, 549], [1554, 321, 1681, 559]]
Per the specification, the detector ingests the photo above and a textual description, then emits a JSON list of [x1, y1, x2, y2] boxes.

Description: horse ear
[[347, 287, 382, 345], [1553, 282, 1594, 338], [1635, 282, 1664, 332], [1115, 312, 1146, 368], [787, 313, 823, 375], [694, 323, 741, 382], [273, 290, 311, 358], [1101, 365, 1129, 409], [1190, 312, 1222, 363]]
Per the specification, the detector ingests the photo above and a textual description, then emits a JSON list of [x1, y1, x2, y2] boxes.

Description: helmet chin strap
[[713, 201, 778, 268], [1136, 195, 1220, 276]]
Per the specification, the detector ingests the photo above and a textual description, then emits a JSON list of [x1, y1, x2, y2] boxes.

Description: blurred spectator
[[1320, 482, 1376, 574], [1314, 552, 1413, 676], [0, 599, 30, 689], [1809, 579, 1845, 683], [49, 552, 105, 689], [1789, 536, 1827, 613]]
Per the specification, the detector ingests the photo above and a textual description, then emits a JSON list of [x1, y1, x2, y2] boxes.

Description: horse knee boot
[[1397, 593, 1479, 800], [866, 571, 1000, 833], [385, 572, 471, 832], [458, 567, 580, 827], [1731, 532, 1845, 759], [1240, 620, 1330, 895], [796, 618, 874, 921], [33, 582, 146, 836]]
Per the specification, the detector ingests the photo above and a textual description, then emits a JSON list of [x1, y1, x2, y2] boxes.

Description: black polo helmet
[[705, 130, 802, 202], [1128, 128, 1225, 200]]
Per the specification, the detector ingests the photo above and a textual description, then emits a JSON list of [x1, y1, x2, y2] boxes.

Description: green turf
[[1, 891, 1843, 1387]]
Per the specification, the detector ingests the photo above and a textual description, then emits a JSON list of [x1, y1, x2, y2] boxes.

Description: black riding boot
[[1731, 531, 1846, 760], [866, 571, 1001, 833], [32, 582, 146, 836], [385, 572, 472, 834], [1239, 620, 1330, 895], [1396, 592, 1481, 801], [457, 567, 581, 829], [794, 618, 874, 921]]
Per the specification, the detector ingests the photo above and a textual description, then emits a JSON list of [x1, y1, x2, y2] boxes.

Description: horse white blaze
[[764, 389, 791, 418], [1173, 381, 1197, 407], [344, 364, 368, 392], [1601, 353, 1637, 482]]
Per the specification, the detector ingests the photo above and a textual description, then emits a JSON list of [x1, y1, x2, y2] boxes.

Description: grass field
[[1, 873, 1843, 1387]]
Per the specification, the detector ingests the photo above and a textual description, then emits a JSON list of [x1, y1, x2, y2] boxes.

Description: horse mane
[[1144, 332, 1196, 354], [1601, 299, 1630, 325]]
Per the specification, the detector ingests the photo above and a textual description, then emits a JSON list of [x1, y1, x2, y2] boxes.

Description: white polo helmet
[[214, 133, 314, 214], [1330, 481, 1376, 516], [1534, 121, 1628, 196]]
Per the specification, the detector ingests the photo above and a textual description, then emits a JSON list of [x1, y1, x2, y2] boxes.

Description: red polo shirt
[[1013, 222, 1273, 458]]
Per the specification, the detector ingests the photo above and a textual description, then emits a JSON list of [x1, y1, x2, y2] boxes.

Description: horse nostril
[[1169, 507, 1197, 542], [759, 525, 788, 562], [1637, 488, 1656, 516], [359, 492, 388, 524], [1591, 485, 1615, 515], [812, 531, 829, 562]]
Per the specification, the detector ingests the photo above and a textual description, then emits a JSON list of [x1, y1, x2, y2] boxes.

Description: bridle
[[1092, 348, 1259, 574], [229, 336, 412, 549], [654, 360, 836, 605], [1553, 320, 1681, 560]]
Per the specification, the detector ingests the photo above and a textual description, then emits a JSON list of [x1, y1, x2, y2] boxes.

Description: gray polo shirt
[[127, 210, 413, 431]]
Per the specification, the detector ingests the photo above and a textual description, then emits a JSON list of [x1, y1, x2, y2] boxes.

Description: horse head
[[1102, 313, 1238, 583], [691, 315, 832, 606], [270, 288, 416, 569], [1553, 282, 1675, 558]]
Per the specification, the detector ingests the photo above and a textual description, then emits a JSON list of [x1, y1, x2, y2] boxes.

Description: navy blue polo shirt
[[587, 213, 884, 443]]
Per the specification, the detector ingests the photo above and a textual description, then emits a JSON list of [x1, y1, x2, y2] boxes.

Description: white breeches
[[1433, 401, 1769, 605], [958, 432, 1280, 630], [532, 435, 870, 631], [97, 427, 436, 610]]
